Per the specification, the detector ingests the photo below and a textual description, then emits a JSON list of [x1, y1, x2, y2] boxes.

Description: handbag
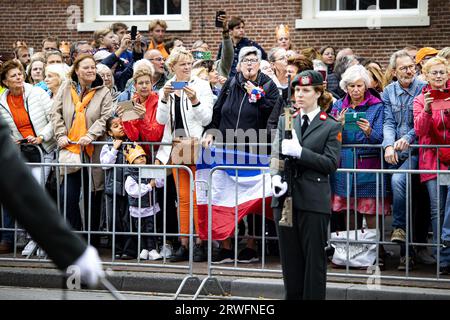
[[20, 144, 42, 163], [170, 137, 200, 165], [330, 228, 377, 268], [58, 148, 82, 175], [168, 94, 200, 165]]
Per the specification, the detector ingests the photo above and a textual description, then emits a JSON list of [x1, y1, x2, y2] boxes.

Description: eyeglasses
[[275, 56, 287, 62], [398, 65, 416, 73], [79, 50, 94, 55], [149, 57, 165, 62], [428, 70, 447, 76], [241, 58, 259, 64]]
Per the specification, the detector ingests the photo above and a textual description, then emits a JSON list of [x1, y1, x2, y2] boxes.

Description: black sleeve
[[204, 78, 232, 132], [0, 119, 86, 270], [101, 53, 120, 69], [267, 96, 285, 132]]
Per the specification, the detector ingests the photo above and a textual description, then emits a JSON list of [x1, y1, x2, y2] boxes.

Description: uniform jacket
[[51, 74, 113, 191], [0, 83, 56, 153], [413, 82, 450, 183], [271, 110, 342, 214], [155, 75, 214, 164]]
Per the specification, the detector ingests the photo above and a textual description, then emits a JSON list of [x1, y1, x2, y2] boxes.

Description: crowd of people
[[0, 16, 450, 277]]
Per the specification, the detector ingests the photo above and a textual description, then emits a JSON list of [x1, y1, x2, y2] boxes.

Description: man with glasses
[[382, 50, 430, 271], [217, 16, 267, 79], [70, 41, 94, 65], [145, 49, 168, 91]]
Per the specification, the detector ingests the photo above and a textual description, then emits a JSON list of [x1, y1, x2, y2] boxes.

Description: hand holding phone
[[130, 26, 138, 41], [172, 81, 188, 90], [215, 11, 226, 28], [429, 89, 450, 100]]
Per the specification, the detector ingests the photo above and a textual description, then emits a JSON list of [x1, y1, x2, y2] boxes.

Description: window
[[78, 0, 190, 32], [98, 0, 182, 17], [296, 0, 429, 29]]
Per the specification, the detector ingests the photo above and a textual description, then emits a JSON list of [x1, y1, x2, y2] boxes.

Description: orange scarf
[[66, 86, 96, 157]]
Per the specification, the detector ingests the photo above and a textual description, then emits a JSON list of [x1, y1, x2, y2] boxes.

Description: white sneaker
[[21, 240, 37, 256], [148, 249, 162, 261], [159, 244, 173, 258], [139, 249, 149, 260], [36, 248, 46, 258]]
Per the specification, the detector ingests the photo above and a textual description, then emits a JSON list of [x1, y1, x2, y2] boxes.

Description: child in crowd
[[124, 144, 164, 260], [100, 116, 135, 260]]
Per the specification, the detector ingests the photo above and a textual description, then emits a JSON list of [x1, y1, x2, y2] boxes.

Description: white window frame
[[296, 0, 430, 29], [78, 0, 191, 32]]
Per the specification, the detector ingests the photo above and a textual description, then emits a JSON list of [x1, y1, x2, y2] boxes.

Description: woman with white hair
[[44, 63, 68, 98], [96, 64, 120, 102], [156, 47, 214, 263], [330, 64, 389, 236]]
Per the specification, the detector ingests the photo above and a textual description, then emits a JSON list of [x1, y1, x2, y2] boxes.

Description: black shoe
[[193, 244, 206, 262], [440, 265, 450, 275], [212, 247, 235, 264], [237, 247, 259, 263], [114, 254, 122, 259], [398, 256, 414, 271], [442, 240, 450, 248], [170, 245, 189, 262], [120, 254, 135, 260]]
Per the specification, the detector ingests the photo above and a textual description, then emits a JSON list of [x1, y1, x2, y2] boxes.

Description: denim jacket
[[381, 78, 426, 152]]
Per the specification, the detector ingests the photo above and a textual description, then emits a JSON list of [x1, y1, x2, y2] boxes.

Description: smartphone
[[18, 138, 29, 144], [429, 89, 450, 100], [172, 81, 188, 90], [344, 112, 367, 131], [130, 26, 138, 41], [192, 51, 212, 60], [215, 10, 226, 28]]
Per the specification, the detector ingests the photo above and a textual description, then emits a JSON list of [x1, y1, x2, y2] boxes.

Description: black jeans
[[59, 168, 102, 246], [105, 194, 135, 256], [131, 215, 157, 252]]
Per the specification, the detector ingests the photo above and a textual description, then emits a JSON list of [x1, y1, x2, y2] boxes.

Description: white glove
[[281, 130, 302, 158], [272, 175, 288, 198], [72, 245, 105, 288]]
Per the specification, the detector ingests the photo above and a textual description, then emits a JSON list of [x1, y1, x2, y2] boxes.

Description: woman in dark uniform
[[271, 70, 342, 300]]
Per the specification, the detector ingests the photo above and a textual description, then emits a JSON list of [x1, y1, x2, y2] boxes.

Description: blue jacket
[[331, 89, 386, 198], [381, 77, 426, 159]]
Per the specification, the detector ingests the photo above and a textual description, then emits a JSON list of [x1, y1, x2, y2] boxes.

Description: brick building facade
[[0, 0, 449, 66]]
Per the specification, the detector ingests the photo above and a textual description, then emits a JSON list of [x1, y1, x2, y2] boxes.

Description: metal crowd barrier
[[3, 141, 450, 298]]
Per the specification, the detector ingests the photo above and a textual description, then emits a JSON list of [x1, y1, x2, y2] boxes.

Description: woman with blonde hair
[[365, 62, 387, 93], [156, 48, 214, 262], [413, 56, 450, 274]]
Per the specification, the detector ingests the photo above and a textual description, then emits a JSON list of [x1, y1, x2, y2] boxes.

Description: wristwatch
[[38, 135, 44, 142]]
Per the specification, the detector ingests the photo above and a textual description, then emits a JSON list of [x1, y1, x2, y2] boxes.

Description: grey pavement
[[0, 265, 450, 300]]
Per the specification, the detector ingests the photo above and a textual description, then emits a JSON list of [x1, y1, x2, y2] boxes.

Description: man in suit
[[270, 70, 342, 300], [0, 116, 104, 287]]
